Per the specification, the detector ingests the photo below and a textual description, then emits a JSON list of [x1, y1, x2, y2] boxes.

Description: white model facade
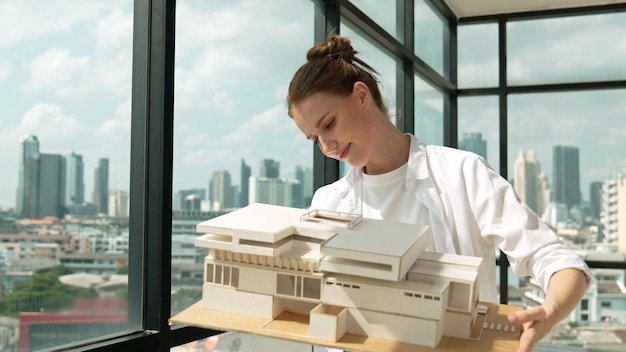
[[195, 203, 486, 348]]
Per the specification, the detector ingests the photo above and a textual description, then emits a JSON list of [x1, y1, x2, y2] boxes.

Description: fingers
[[517, 326, 540, 352], [508, 306, 545, 325]]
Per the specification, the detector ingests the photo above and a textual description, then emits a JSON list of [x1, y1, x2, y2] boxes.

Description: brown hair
[[287, 35, 386, 117]]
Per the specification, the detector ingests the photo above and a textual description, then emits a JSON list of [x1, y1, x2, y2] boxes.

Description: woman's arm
[[508, 268, 589, 352]]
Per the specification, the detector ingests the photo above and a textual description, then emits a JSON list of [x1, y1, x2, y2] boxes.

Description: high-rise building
[[542, 202, 570, 229], [293, 165, 313, 207], [459, 132, 487, 160], [249, 177, 303, 208], [260, 158, 280, 178], [553, 145, 581, 212], [240, 159, 251, 208], [302, 167, 314, 207], [177, 188, 206, 210], [64, 151, 85, 206], [601, 176, 626, 253], [210, 170, 234, 211], [589, 181, 603, 221], [37, 153, 64, 218], [93, 158, 109, 215], [16, 135, 40, 218], [108, 190, 129, 217], [513, 150, 544, 215], [184, 194, 202, 211]]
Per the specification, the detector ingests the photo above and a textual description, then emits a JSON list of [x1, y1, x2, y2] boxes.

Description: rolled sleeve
[[532, 242, 592, 292]]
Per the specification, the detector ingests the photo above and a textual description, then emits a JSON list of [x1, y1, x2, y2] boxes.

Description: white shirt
[[310, 134, 591, 303], [362, 162, 428, 225]]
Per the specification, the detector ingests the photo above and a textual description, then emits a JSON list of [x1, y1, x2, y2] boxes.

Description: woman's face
[[290, 82, 374, 169]]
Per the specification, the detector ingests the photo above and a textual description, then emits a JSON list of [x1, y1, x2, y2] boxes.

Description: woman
[[287, 35, 591, 352]]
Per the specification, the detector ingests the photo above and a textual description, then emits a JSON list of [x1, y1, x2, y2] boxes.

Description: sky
[[1, 0, 625, 210]]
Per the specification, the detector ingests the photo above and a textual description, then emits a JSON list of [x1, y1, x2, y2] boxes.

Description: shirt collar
[[406, 134, 430, 181]]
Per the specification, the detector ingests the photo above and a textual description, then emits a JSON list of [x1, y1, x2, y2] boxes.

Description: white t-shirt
[[361, 162, 429, 227]]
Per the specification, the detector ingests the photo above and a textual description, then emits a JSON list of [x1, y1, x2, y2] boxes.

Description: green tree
[[0, 265, 97, 318], [117, 264, 129, 275]]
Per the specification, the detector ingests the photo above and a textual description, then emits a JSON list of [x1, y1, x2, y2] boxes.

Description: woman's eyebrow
[[305, 111, 331, 140]]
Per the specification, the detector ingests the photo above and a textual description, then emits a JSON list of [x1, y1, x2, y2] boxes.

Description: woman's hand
[[507, 268, 589, 352], [508, 305, 549, 352]]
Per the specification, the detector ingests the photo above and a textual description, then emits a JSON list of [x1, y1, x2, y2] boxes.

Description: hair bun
[[306, 35, 357, 63]]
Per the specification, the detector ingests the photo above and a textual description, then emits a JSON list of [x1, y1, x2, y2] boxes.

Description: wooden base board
[[170, 301, 522, 352]]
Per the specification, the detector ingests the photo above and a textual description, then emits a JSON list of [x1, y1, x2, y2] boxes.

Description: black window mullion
[[497, 18, 510, 304], [313, 0, 341, 188], [396, 0, 414, 134], [127, 0, 150, 332], [145, 0, 176, 345], [443, 3, 457, 148]]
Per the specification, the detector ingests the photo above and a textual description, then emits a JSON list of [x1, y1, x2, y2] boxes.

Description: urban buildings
[[459, 132, 487, 160], [513, 150, 551, 217], [553, 145, 581, 212], [93, 158, 110, 215]]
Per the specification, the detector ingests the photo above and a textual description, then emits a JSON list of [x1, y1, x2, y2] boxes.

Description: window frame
[[52, 1, 626, 351]]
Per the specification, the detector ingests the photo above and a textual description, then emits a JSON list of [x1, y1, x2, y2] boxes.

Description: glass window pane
[[414, 75, 443, 146], [349, 0, 398, 40], [0, 1, 133, 351], [172, 0, 314, 322], [508, 90, 626, 225], [508, 12, 626, 85], [340, 20, 398, 176], [341, 21, 398, 124], [458, 24, 498, 89], [414, 0, 449, 79], [458, 96, 499, 173]]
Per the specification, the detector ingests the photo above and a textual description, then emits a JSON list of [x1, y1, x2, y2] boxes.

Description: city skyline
[[9, 131, 623, 218], [9, 133, 313, 215], [2, 1, 626, 212]]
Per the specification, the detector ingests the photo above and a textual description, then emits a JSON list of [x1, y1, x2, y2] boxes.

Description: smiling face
[[290, 82, 375, 170]]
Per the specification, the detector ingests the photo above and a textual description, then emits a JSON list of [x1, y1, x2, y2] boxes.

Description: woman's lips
[[338, 144, 350, 160]]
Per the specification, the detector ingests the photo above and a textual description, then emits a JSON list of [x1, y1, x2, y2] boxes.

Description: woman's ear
[[352, 81, 370, 107]]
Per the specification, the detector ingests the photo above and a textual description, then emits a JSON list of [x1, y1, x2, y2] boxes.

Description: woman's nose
[[318, 136, 337, 155]]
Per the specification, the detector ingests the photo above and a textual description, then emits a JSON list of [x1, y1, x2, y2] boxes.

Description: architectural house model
[[194, 203, 515, 348]]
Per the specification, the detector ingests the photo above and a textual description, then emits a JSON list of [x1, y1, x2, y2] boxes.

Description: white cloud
[[20, 49, 90, 97], [15, 103, 87, 152], [173, 0, 313, 113], [94, 7, 133, 52], [98, 95, 132, 139], [220, 105, 286, 145], [211, 91, 237, 115], [0, 57, 12, 79], [0, 0, 125, 47]]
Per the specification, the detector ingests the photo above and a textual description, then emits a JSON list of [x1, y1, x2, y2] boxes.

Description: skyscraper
[[93, 158, 109, 214], [302, 167, 314, 207], [553, 145, 581, 211], [513, 150, 544, 215], [64, 151, 85, 206], [177, 188, 206, 210], [294, 165, 313, 207], [248, 176, 303, 208], [240, 159, 251, 207], [37, 153, 64, 218], [589, 181, 603, 221], [16, 135, 40, 218], [601, 176, 626, 254], [459, 132, 487, 160], [260, 159, 280, 178], [211, 170, 234, 211], [108, 190, 129, 217]]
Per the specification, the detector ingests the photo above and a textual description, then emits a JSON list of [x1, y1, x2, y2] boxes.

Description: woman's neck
[[364, 122, 410, 175]]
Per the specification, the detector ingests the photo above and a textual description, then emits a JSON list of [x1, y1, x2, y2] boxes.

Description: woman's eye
[[325, 119, 334, 129]]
